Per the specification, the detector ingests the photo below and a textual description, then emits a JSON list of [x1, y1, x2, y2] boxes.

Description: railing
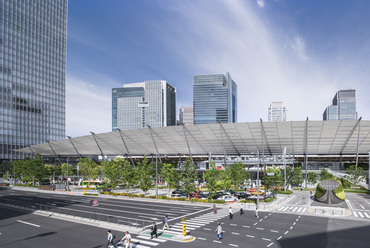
[[0, 198, 151, 229]]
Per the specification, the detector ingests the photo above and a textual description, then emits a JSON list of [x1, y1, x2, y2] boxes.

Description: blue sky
[[66, 0, 370, 137]]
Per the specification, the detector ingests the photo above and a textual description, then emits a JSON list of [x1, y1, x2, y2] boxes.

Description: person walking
[[240, 203, 244, 215], [255, 207, 259, 218], [106, 230, 116, 248], [215, 222, 222, 240], [120, 231, 131, 248], [162, 215, 169, 231], [229, 207, 233, 220], [151, 222, 158, 239], [213, 204, 217, 214]]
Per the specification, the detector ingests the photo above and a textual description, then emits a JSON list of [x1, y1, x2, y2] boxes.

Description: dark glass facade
[[0, 0, 67, 161], [193, 73, 237, 125]]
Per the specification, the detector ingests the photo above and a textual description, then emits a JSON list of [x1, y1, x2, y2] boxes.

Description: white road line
[[17, 220, 40, 227], [364, 212, 370, 218], [292, 207, 298, 212], [264, 216, 267, 219], [293, 222, 296, 225], [360, 205, 365, 210], [257, 228, 264, 230], [204, 228, 211, 230], [198, 237, 206, 240], [230, 244, 239, 247], [254, 223, 258, 225], [267, 242, 274, 247], [277, 236, 282, 240], [290, 226, 293, 230], [136, 236, 166, 242], [346, 200, 353, 210], [231, 232, 239, 235], [259, 219, 263, 222], [271, 230, 278, 233], [284, 231, 289, 235], [296, 219, 299, 221], [353, 211, 358, 217], [213, 240, 222, 243], [130, 238, 160, 246], [262, 238, 271, 241], [297, 207, 302, 212], [358, 212, 364, 218], [243, 225, 250, 228], [246, 235, 255, 238], [230, 224, 237, 226]]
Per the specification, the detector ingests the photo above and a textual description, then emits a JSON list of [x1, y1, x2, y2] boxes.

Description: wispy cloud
[[256, 0, 264, 8], [291, 35, 308, 62]]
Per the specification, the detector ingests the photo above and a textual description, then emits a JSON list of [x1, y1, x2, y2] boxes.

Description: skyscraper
[[112, 80, 176, 131], [323, 89, 357, 120], [193, 73, 237, 125], [268, 101, 289, 121], [0, 0, 68, 161], [179, 106, 193, 125]]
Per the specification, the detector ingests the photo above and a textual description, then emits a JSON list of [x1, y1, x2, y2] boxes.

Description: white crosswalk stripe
[[277, 206, 307, 213], [352, 211, 370, 219]]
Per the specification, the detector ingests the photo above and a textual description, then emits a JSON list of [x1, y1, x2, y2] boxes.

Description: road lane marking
[[231, 232, 239, 235], [364, 212, 370, 218], [271, 230, 278, 233], [360, 205, 365, 210], [293, 222, 296, 225], [17, 220, 40, 227], [284, 231, 289, 235], [290, 226, 293, 230], [257, 228, 264, 230], [353, 211, 358, 217], [204, 228, 211, 230], [358, 212, 364, 218], [230, 244, 239, 247], [267, 242, 274, 247], [198, 237, 206, 240], [246, 235, 255, 238], [213, 240, 222, 243], [262, 238, 271, 241], [277, 236, 282, 240], [230, 224, 237, 226], [243, 225, 250, 228], [137, 236, 167, 242], [254, 223, 258, 225]]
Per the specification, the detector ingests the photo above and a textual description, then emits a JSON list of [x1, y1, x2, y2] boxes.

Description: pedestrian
[[215, 222, 222, 240], [106, 230, 116, 248], [255, 207, 259, 218], [240, 203, 244, 215], [162, 215, 169, 231], [151, 222, 158, 239], [229, 206, 233, 220], [120, 231, 131, 248], [213, 203, 217, 214]]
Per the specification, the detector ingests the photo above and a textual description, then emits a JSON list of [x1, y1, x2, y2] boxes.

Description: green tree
[[344, 165, 367, 188], [26, 155, 46, 185], [103, 158, 125, 188], [77, 158, 100, 183], [319, 168, 333, 180], [204, 162, 219, 197], [284, 166, 304, 187], [122, 161, 137, 193], [13, 159, 28, 184], [180, 157, 198, 199], [230, 162, 250, 188], [0, 161, 13, 180], [61, 163, 74, 179], [218, 167, 232, 190], [265, 166, 283, 192], [307, 171, 318, 185], [162, 163, 180, 197], [136, 156, 154, 195]]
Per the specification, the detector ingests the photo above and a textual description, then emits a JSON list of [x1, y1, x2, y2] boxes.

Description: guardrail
[[0, 198, 152, 229]]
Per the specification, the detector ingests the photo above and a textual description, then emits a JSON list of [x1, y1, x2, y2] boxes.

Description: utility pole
[[283, 147, 286, 192]]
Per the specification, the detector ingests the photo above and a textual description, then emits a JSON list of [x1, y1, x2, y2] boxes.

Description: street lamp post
[[155, 154, 158, 197], [256, 150, 260, 209], [283, 147, 286, 192], [67, 157, 69, 192]]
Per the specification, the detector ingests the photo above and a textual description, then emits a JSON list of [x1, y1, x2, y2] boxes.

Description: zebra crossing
[[352, 211, 370, 219], [277, 206, 307, 213], [162, 211, 228, 236], [114, 235, 168, 248]]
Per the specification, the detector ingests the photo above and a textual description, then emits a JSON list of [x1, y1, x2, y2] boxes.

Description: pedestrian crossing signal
[[182, 223, 186, 236]]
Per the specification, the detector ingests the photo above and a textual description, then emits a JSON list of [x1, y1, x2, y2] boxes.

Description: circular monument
[[315, 180, 345, 204]]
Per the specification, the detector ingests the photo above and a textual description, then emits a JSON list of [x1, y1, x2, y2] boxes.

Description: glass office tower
[[193, 73, 237, 124], [268, 101, 289, 121], [0, 0, 68, 161], [112, 80, 176, 131], [323, 89, 357, 120]]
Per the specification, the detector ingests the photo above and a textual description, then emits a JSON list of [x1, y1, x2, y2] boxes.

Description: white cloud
[[291, 35, 309, 62], [66, 77, 112, 138], [256, 0, 264, 8]]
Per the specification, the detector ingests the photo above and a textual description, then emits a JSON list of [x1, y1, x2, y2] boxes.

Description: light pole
[[67, 157, 70, 191], [283, 147, 286, 192], [256, 150, 260, 209], [155, 154, 158, 197]]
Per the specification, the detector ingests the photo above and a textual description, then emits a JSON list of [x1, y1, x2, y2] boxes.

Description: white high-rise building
[[179, 106, 193, 125], [268, 101, 289, 121], [112, 80, 176, 131]]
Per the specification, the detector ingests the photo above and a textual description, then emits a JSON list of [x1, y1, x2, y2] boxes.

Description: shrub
[[157, 195, 169, 200], [239, 199, 255, 204]]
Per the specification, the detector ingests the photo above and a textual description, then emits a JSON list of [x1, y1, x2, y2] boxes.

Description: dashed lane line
[[17, 220, 40, 227], [267, 242, 274, 247], [230, 244, 239, 247], [231, 232, 239, 235]]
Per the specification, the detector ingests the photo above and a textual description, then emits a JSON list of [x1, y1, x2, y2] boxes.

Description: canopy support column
[[47, 141, 62, 165], [90, 132, 105, 160], [147, 125, 162, 197], [219, 121, 227, 167], [355, 117, 362, 170], [67, 136, 82, 158], [117, 129, 135, 167], [181, 123, 193, 164], [304, 117, 308, 188], [260, 119, 266, 201]]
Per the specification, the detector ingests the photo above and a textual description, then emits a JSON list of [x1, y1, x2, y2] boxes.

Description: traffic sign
[[90, 199, 98, 207], [267, 172, 274, 176]]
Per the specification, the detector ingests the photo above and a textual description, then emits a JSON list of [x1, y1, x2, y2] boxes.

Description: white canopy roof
[[16, 120, 370, 157]]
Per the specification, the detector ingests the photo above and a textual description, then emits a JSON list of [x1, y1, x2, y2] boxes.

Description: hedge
[[333, 181, 345, 200], [315, 181, 325, 199]]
